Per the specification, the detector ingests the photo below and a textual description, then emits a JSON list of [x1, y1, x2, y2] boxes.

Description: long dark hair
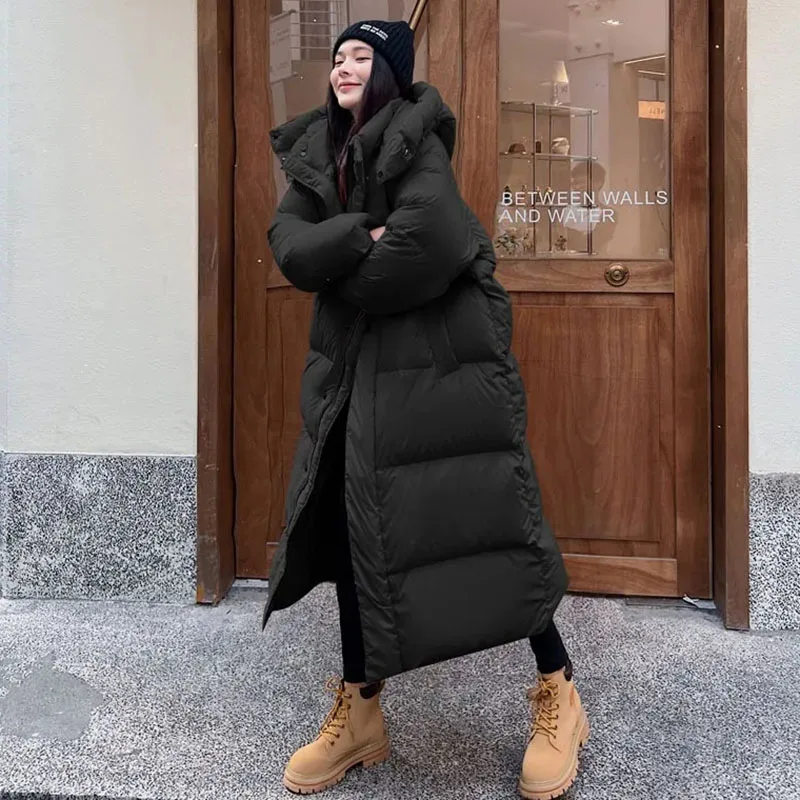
[[327, 50, 406, 205]]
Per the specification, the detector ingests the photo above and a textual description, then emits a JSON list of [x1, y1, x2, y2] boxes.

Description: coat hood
[[270, 82, 457, 187]]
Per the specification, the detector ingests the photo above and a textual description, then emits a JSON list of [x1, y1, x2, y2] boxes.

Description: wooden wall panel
[[513, 301, 672, 551], [564, 555, 678, 597], [559, 540, 661, 558]]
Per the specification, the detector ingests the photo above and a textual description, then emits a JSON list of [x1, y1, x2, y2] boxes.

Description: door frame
[[197, 0, 236, 603], [709, 0, 749, 629], [195, 0, 750, 627]]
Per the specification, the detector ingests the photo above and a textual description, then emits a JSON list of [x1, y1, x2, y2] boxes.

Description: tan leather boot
[[518, 666, 590, 800], [283, 677, 390, 794]]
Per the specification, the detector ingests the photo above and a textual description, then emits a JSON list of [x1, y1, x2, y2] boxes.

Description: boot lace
[[527, 677, 560, 742], [319, 677, 353, 744]]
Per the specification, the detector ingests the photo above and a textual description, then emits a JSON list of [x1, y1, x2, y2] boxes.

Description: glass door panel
[[497, 0, 670, 260]]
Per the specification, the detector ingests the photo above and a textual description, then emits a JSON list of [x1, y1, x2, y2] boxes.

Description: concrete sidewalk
[[1, 587, 798, 800]]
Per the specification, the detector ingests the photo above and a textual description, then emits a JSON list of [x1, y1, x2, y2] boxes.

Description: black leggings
[[335, 526, 570, 682]]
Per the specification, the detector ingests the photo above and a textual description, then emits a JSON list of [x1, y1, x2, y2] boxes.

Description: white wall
[[4, 0, 198, 456], [1, 0, 8, 452], [748, 0, 800, 473]]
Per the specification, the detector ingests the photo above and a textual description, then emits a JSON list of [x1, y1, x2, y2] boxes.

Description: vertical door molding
[[197, 0, 236, 602], [672, 0, 712, 597], [459, 0, 498, 233], [232, 0, 277, 577], [428, 0, 464, 167], [710, 0, 750, 629], [428, 0, 498, 233]]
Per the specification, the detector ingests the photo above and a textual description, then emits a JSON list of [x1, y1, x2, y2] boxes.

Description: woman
[[263, 19, 589, 800]]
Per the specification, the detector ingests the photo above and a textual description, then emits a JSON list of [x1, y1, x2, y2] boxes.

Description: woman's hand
[[369, 225, 386, 242]]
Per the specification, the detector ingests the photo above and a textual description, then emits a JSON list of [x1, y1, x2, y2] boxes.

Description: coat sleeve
[[267, 180, 376, 293], [336, 137, 480, 315]]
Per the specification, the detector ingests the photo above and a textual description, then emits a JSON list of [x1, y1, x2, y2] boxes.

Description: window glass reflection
[[498, 0, 670, 259]]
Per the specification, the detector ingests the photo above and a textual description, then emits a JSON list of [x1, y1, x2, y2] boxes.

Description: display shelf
[[533, 250, 590, 256], [500, 153, 598, 162], [496, 101, 597, 258], [502, 101, 598, 117]]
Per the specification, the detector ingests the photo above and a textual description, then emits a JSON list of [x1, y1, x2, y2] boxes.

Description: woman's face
[[331, 40, 374, 113]]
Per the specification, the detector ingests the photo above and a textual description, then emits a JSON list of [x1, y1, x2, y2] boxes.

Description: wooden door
[[232, 0, 711, 599], [443, 0, 710, 597]]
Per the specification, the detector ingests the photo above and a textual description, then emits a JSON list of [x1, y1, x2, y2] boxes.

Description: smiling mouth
[[339, 84, 360, 90]]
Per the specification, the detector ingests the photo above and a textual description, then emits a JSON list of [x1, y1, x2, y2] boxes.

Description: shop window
[[497, 0, 670, 260]]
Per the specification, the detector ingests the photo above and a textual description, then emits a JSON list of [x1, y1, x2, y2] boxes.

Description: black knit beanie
[[332, 20, 415, 93]]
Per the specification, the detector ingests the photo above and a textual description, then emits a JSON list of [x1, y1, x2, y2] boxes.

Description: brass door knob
[[605, 264, 630, 287]]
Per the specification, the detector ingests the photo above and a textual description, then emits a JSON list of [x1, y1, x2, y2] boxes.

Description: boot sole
[[518, 711, 590, 800], [283, 738, 391, 795]]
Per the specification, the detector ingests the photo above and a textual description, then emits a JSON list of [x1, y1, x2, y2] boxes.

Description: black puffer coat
[[262, 83, 567, 682]]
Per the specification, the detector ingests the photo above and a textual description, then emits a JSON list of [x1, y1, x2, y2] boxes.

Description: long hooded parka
[[262, 82, 568, 682]]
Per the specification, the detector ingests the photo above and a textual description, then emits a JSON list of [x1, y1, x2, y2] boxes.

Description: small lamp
[[551, 60, 570, 106]]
